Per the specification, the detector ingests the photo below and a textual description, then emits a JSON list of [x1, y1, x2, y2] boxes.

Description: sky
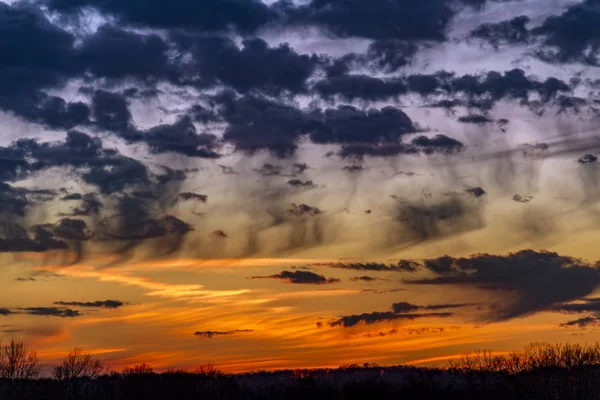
[[1, 0, 600, 374]]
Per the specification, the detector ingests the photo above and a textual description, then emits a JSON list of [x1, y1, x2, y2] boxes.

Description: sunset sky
[[1, 0, 600, 374]]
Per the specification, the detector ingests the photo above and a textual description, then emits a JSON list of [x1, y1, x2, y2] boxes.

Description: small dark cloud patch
[[60, 193, 102, 217], [470, 16, 530, 48], [15, 277, 36, 282], [292, 163, 310, 174], [329, 311, 453, 328], [560, 317, 600, 329], [194, 329, 254, 339], [218, 165, 237, 175], [176, 192, 208, 203], [411, 135, 465, 155], [21, 307, 80, 318], [256, 164, 285, 177], [155, 167, 190, 185], [458, 114, 494, 124], [288, 203, 323, 217], [513, 194, 533, 203], [251, 270, 340, 285], [343, 165, 364, 173], [465, 187, 486, 198], [287, 179, 316, 189], [0, 308, 13, 316], [316, 261, 419, 272], [52, 300, 124, 309], [579, 154, 598, 165], [350, 276, 387, 282], [211, 230, 229, 239]]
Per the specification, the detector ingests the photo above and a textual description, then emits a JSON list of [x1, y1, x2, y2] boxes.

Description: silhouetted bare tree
[[122, 363, 154, 376], [0, 338, 41, 380], [54, 348, 104, 380]]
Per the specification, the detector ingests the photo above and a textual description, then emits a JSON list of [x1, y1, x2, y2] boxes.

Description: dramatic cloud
[[405, 250, 600, 321], [470, 16, 530, 48], [251, 270, 340, 285], [533, 0, 600, 65], [46, 0, 273, 34], [280, 0, 481, 41]]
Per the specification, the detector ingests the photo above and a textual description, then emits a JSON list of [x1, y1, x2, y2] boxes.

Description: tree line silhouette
[[1, 338, 600, 399]]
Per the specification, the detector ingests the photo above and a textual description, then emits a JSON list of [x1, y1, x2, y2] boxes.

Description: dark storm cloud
[[314, 75, 408, 101], [91, 90, 133, 133], [0, 221, 68, 253], [0, 3, 81, 125], [98, 197, 192, 242], [532, 0, 600, 65], [405, 250, 600, 321], [329, 311, 453, 327], [194, 329, 254, 339], [132, 116, 220, 158], [218, 91, 431, 158], [409, 69, 572, 110], [0, 309, 13, 316], [470, 16, 530, 48], [38, 218, 91, 241], [310, 106, 418, 146], [217, 93, 318, 158], [46, 0, 273, 33], [0, 183, 31, 217], [20, 307, 81, 318], [175, 36, 319, 95], [79, 25, 175, 81], [8, 130, 149, 194], [53, 300, 124, 308], [279, 0, 484, 41], [60, 193, 103, 217], [251, 270, 340, 284]]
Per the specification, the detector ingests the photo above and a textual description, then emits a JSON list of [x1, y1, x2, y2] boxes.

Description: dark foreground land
[[2, 343, 600, 400]]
